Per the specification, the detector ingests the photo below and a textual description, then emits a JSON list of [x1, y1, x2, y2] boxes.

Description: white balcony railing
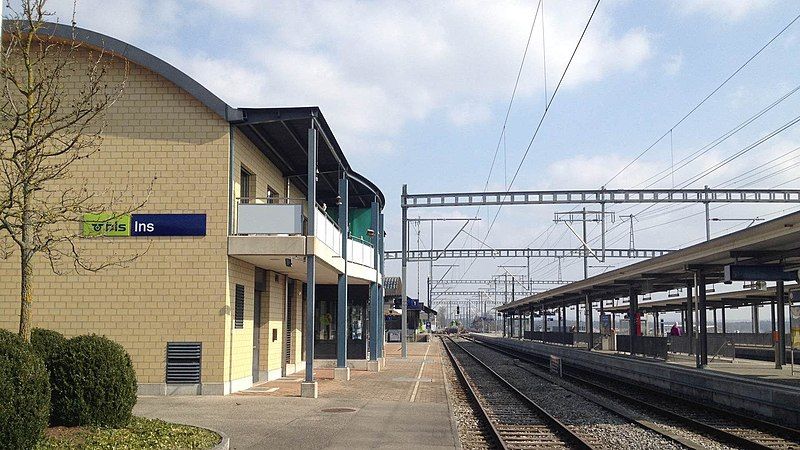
[[314, 207, 342, 254], [234, 197, 375, 269], [348, 237, 375, 268], [235, 197, 305, 235]]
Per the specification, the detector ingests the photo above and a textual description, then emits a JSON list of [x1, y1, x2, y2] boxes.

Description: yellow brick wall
[[232, 128, 307, 216], [0, 48, 231, 386], [225, 257, 256, 384]]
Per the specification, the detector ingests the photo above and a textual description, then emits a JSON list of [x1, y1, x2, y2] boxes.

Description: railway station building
[[0, 22, 385, 395]]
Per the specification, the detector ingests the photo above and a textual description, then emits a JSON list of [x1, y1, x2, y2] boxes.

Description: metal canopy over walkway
[[496, 210, 800, 369]]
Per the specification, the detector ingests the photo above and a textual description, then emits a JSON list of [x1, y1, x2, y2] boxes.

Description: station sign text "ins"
[[83, 213, 206, 237]]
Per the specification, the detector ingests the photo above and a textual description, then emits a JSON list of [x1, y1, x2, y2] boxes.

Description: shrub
[[49, 334, 138, 427], [0, 327, 26, 345], [0, 332, 51, 449], [30, 328, 67, 367]]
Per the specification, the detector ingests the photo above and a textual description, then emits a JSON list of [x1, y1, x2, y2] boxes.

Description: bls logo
[[91, 221, 127, 233], [82, 213, 132, 237], [134, 221, 155, 233]]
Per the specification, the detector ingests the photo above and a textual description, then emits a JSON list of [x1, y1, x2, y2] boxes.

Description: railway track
[[468, 336, 800, 450], [442, 336, 594, 449]]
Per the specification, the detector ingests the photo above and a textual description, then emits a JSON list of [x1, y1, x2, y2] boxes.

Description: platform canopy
[[235, 107, 385, 209], [497, 210, 800, 313], [602, 284, 793, 314]]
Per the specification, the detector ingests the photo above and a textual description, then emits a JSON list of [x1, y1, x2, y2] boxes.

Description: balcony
[[231, 197, 375, 270]]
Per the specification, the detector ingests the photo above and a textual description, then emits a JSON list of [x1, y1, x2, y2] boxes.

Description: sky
[[38, 0, 800, 321]]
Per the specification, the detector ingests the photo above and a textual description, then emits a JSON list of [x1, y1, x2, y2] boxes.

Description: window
[[234, 284, 245, 329], [240, 167, 252, 204], [267, 185, 278, 204]]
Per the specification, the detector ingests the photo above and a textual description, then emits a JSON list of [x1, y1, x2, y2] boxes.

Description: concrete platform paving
[[134, 340, 459, 450], [665, 351, 800, 388]]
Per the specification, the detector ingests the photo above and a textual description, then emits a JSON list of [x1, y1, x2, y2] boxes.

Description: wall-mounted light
[[367, 229, 375, 237], [284, 258, 293, 268]]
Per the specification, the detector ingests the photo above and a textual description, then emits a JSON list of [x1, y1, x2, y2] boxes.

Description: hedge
[[49, 334, 138, 427], [30, 328, 67, 367], [0, 331, 51, 449]]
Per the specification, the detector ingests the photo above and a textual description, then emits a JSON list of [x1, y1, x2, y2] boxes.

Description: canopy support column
[[698, 273, 708, 367], [628, 286, 638, 356], [335, 176, 350, 381], [302, 122, 319, 398], [686, 282, 694, 356], [777, 280, 786, 367], [586, 295, 593, 350]]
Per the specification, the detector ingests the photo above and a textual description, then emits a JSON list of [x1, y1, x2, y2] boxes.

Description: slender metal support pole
[[698, 273, 708, 367], [582, 207, 588, 279], [378, 212, 385, 358], [504, 273, 508, 304], [721, 307, 726, 334], [752, 305, 760, 334], [401, 185, 409, 358], [777, 280, 786, 367], [337, 177, 349, 369], [686, 282, 694, 355], [369, 199, 380, 362], [304, 124, 318, 384], [527, 256, 531, 292], [629, 286, 637, 356], [429, 221, 434, 307], [586, 295, 593, 350], [543, 307, 548, 333], [713, 308, 718, 333], [704, 185, 711, 241], [575, 303, 580, 332], [601, 199, 606, 262], [556, 307, 561, 332]]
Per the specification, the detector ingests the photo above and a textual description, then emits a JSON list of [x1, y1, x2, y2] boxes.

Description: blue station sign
[[130, 214, 206, 236]]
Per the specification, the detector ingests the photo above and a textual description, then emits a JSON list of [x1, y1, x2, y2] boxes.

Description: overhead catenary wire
[[479, 0, 602, 247], [604, 11, 800, 187], [461, 0, 544, 244]]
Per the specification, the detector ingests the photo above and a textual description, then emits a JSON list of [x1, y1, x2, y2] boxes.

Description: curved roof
[[4, 20, 384, 208]]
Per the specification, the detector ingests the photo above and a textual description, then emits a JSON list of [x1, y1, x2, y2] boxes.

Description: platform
[[665, 351, 800, 388], [134, 341, 459, 449], [475, 334, 800, 428]]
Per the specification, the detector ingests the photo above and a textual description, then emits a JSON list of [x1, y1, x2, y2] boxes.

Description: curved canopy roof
[[6, 20, 384, 208]]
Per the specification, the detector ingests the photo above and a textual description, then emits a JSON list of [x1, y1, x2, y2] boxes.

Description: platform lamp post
[[302, 121, 318, 398]]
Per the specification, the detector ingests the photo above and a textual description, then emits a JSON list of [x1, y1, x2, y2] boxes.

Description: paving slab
[[135, 340, 458, 450]]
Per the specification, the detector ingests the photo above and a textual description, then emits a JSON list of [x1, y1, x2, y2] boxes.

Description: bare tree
[[0, 0, 150, 341]]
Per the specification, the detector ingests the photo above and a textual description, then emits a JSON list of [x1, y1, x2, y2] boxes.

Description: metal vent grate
[[235, 284, 245, 329], [166, 342, 201, 384]]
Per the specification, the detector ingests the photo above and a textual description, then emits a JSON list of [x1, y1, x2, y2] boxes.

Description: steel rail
[[458, 337, 706, 449], [471, 337, 800, 450], [444, 337, 596, 449], [441, 336, 506, 449]]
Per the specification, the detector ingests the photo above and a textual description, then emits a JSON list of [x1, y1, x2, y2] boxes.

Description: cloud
[[49, 0, 654, 156], [45, 0, 180, 43], [674, 0, 773, 22]]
